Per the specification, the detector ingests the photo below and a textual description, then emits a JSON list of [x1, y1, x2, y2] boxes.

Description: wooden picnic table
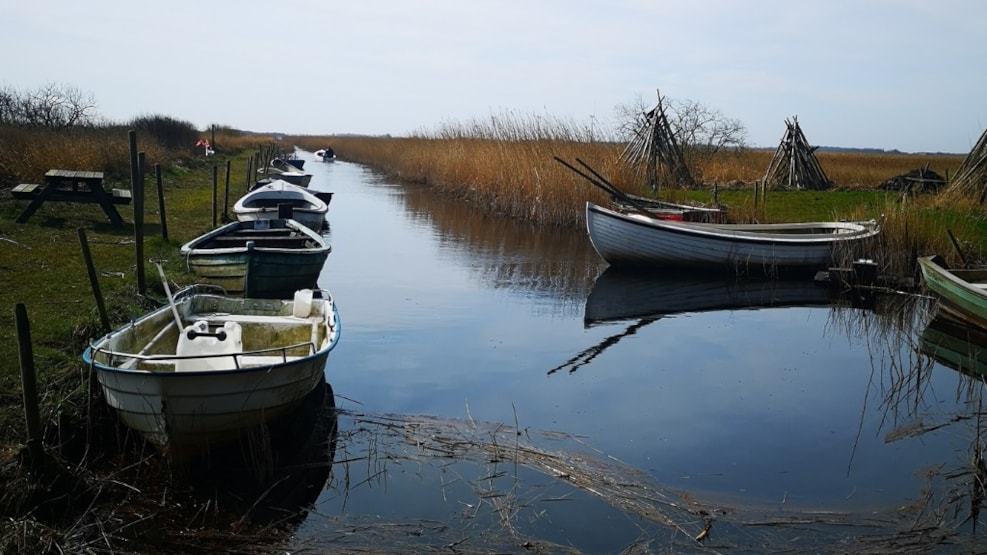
[[12, 169, 132, 226]]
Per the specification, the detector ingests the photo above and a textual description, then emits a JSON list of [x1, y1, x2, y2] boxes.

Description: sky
[[2, 0, 985, 153]]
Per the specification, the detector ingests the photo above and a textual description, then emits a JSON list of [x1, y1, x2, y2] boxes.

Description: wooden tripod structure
[[619, 90, 694, 192], [946, 126, 987, 202], [762, 116, 832, 190]]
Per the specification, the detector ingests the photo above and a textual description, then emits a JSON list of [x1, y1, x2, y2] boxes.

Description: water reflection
[[834, 299, 987, 544], [584, 267, 837, 326], [395, 182, 604, 316], [549, 269, 846, 375], [921, 312, 987, 379], [182, 379, 338, 529]]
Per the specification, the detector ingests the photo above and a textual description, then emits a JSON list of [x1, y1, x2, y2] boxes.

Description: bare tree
[[614, 92, 748, 188], [0, 85, 20, 125], [3, 82, 98, 128], [668, 98, 747, 155]]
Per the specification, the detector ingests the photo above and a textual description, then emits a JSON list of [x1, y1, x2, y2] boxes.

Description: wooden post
[[77, 228, 110, 334], [245, 156, 254, 193], [15, 303, 43, 465], [135, 151, 146, 294], [212, 164, 218, 228], [224, 159, 231, 219], [759, 180, 767, 220], [128, 131, 146, 294], [155, 164, 168, 241]]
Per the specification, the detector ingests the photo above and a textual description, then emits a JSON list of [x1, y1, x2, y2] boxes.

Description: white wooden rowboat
[[81, 286, 340, 457], [233, 179, 329, 231], [585, 202, 879, 273]]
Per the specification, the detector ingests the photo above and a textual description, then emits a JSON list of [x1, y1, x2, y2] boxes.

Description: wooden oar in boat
[[552, 157, 661, 219]]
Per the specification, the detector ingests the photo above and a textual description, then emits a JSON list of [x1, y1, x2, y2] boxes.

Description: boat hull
[[179, 219, 331, 298], [918, 255, 987, 329], [233, 180, 328, 231], [82, 288, 341, 457], [586, 202, 878, 272]]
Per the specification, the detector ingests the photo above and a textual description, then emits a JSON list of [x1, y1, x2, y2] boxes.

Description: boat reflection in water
[[551, 268, 838, 374], [176, 378, 338, 539], [920, 311, 987, 379], [583, 267, 836, 326], [910, 311, 987, 545]]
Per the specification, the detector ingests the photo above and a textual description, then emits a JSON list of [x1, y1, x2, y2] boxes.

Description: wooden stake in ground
[[15, 303, 44, 467]]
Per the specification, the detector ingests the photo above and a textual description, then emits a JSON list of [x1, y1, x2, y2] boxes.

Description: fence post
[[135, 151, 146, 294], [77, 228, 110, 334], [155, 164, 168, 241], [15, 303, 44, 466]]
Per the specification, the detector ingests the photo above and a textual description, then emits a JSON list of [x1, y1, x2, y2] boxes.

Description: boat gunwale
[[588, 202, 880, 245], [80, 287, 341, 376], [178, 218, 331, 256]]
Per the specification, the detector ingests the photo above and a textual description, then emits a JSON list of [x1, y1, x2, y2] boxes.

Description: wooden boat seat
[[236, 227, 295, 235], [246, 199, 311, 208], [207, 236, 312, 249], [199, 313, 316, 324]]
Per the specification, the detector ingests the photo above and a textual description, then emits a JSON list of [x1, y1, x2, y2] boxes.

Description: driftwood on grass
[[762, 116, 832, 191], [877, 164, 945, 194]]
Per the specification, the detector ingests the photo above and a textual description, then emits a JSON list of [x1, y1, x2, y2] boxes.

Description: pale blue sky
[[2, 0, 984, 153]]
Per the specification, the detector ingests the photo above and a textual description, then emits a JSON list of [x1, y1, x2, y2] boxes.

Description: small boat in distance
[[585, 202, 880, 273], [234, 179, 329, 231], [82, 285, 340, 458], [179, 219, 331, 298], [918, 255, 987, 329], [315, 147, 336, 162]]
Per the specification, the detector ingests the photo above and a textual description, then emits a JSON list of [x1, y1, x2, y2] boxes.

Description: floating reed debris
[[288, 408, 979, 553]]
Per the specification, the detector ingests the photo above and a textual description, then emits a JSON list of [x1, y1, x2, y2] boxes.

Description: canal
[[282, 152, 983, 552]]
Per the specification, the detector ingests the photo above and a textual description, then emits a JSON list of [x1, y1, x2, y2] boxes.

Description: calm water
[[283, 152, 983, 551]]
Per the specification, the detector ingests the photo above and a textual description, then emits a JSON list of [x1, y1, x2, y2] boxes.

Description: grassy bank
[[0, 125, 291, 551]]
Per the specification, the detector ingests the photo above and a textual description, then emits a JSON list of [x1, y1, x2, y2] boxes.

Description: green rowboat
[[918, 255, 987, 329]]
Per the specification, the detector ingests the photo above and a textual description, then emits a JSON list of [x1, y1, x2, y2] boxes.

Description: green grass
[[0, 153, 253, 445]]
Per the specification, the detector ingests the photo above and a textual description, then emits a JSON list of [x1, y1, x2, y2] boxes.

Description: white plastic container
[[175, 320, 243, 372], [293, 289, 314, 318]]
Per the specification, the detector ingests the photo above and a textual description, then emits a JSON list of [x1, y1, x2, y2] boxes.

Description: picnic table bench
[[12, 169, 132, 226]]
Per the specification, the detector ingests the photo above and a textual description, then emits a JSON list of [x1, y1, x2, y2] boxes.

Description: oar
[[576, 157, 668, 216], [575, 159, 636, 202], [552, 157, 660, 218], [153, 261, 184, 332]]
